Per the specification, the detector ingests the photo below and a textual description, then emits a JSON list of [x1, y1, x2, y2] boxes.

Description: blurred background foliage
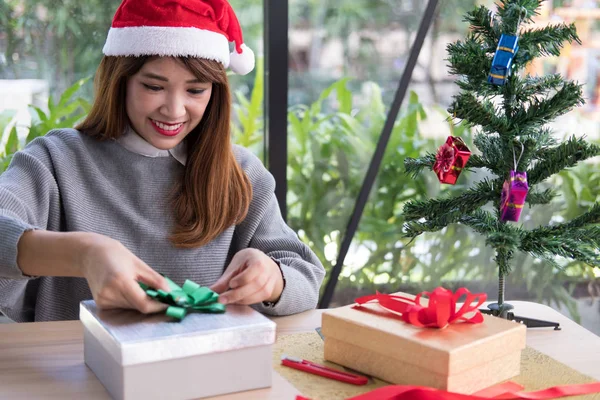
[[1, 0, 598, 327]]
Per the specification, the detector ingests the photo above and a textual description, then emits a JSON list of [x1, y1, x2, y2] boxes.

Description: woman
[[0, 0, 325, 322]]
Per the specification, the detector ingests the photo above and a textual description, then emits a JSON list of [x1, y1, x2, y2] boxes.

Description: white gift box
[[80, 300, 276, 400]]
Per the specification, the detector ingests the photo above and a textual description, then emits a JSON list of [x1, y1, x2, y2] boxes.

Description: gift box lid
[[80, 300, 276, 366], [321, 294, 526, 376]]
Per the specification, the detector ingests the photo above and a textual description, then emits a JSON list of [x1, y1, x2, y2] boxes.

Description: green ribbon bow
[[139, 276, 225, 321]]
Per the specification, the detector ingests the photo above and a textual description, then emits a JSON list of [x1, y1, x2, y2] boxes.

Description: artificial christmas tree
[[403, 0, 599, 328]]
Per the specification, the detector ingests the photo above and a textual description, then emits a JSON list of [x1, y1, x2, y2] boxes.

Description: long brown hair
[[76, 56, 252, 248]]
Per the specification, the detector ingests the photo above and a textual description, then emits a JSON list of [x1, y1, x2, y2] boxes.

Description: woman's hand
[[210, 248, 284, 305], [79, 233, 170, 314]]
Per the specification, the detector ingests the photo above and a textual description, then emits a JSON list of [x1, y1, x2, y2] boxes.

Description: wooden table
[[0, 301, 598, 399]]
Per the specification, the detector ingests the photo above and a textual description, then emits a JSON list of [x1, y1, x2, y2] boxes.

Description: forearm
[[17, 230, 97, 278]]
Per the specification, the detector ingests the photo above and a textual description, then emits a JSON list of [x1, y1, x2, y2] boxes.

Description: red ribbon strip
[[295, 382, 600, 400], [354, 287, 487, 329]]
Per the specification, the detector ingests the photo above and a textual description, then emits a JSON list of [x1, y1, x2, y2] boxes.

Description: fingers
[[219, 274, 274, 305], [85, 237, 171, 314], [97, 281, 167, 314], [230, 280, 276, 306], [212, 249, 284, 305], [122, 283, 169, 314], [132, 261, 170, 313], [209, 277, 229, 294], [228, 265, 261, 289], [210, 252, 248, 293], [137, 266, 170, 292], [94, 290, 129, 310]]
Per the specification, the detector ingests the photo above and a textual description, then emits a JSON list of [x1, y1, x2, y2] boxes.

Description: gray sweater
[[0, 129, 325, 322]]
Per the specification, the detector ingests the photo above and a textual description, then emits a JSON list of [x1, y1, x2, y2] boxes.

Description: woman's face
[[126, 57, 213, 150]]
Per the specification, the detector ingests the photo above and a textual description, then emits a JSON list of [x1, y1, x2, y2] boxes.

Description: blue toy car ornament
[[488, 34, 519, 85]]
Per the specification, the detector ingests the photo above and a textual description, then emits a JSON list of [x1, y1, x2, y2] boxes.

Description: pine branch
[[521, 236, 599, 267], [404, 154, 435, 178], [529, 137, 600, 184], [486, 225, 524, 251], [568, 226, 600, 247], [526, 127, 558, 157], [493, 242, 516, 276], [515, 136, 538, 171], [497, 0, 540, 35], [403, 179, 499, 221], [511, 82, 585, 129], [521, 216, 600, 268], [466, 154, 488, 169], [525, 252, 563, 270], [525, 188, 556, 205], [446, 37, 491, 81], [518, 23, 581, 59], [472, 134, 536, 175], [456, 78, 503, 97], [459, 209, 500, 235], [563, 202, 600, 228], [502, 74, 520, 120], [450, 93, 511, 134], [473, 133, 505, 174], [529, 203, 600, 235], [463, 6, 500, 48], [516, 74, 565, 102], [403, 209, 465, 238], [403, 221, 436, 238]]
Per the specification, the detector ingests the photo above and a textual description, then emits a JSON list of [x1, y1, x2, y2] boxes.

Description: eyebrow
[[141, 72, 202, 84]]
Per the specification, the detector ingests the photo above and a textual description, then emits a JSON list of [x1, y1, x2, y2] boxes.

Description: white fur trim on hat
[[102, 26, 231, 66], [229, 44, 255, 75]]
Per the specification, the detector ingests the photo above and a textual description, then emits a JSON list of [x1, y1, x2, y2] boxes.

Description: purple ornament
[[500, 171, 529, 222]]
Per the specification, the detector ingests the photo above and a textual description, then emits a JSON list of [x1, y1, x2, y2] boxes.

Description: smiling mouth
[[151, 119, 185, 131], [150, 118, 186, 137]]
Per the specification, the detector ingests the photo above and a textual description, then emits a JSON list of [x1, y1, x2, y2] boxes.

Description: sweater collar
[[117, 126, 187, 166]]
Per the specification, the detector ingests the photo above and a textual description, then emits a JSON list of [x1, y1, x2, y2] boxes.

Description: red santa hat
[[102, 0, 255, 75]]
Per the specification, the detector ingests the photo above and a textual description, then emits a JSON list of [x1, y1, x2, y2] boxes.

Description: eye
[[142, 83, 162, 91], [188, 88, 206, 95]]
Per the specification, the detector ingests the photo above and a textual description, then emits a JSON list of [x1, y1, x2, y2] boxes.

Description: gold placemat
[[273, 332, 600, 400]]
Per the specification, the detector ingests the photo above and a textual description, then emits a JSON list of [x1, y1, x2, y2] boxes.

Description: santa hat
[[102, 0, 255, 75]]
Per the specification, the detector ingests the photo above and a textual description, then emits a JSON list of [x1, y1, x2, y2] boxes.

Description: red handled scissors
[[281, 355, 368, 385]]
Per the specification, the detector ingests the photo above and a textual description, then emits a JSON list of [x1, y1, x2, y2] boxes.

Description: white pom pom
[[229, 44, 255, 75]]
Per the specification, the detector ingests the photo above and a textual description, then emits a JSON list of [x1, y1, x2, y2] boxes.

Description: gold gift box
[[321, 293, 526, 394]]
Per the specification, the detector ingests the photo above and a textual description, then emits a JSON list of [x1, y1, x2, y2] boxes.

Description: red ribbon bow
[[433, 142, 456, 180], [354, 287, 487, 329]]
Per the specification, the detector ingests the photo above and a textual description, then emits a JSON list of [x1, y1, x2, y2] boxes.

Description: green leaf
[[53, 101, 82, 122], [25, 124, 46, 144], [337, 113, 363, 138], [58, 78, 90, 108], [30, 106, 48, 123], [4, 126, 19, 155], [47, 95, 56, 117], [335, 80, 352, 114], [0, 110, 16, 133], [0, 154, 14, 174], [59, 114, 86, 129], [405, 91, 423, 138], [234, 91, 251, 110], [77, 98, 92, 114]]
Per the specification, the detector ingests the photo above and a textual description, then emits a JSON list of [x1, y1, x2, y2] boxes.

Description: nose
[[160, 92, 187, 121]]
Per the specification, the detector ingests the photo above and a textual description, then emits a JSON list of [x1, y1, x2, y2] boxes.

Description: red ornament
[[433, 136, 471, 184]]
